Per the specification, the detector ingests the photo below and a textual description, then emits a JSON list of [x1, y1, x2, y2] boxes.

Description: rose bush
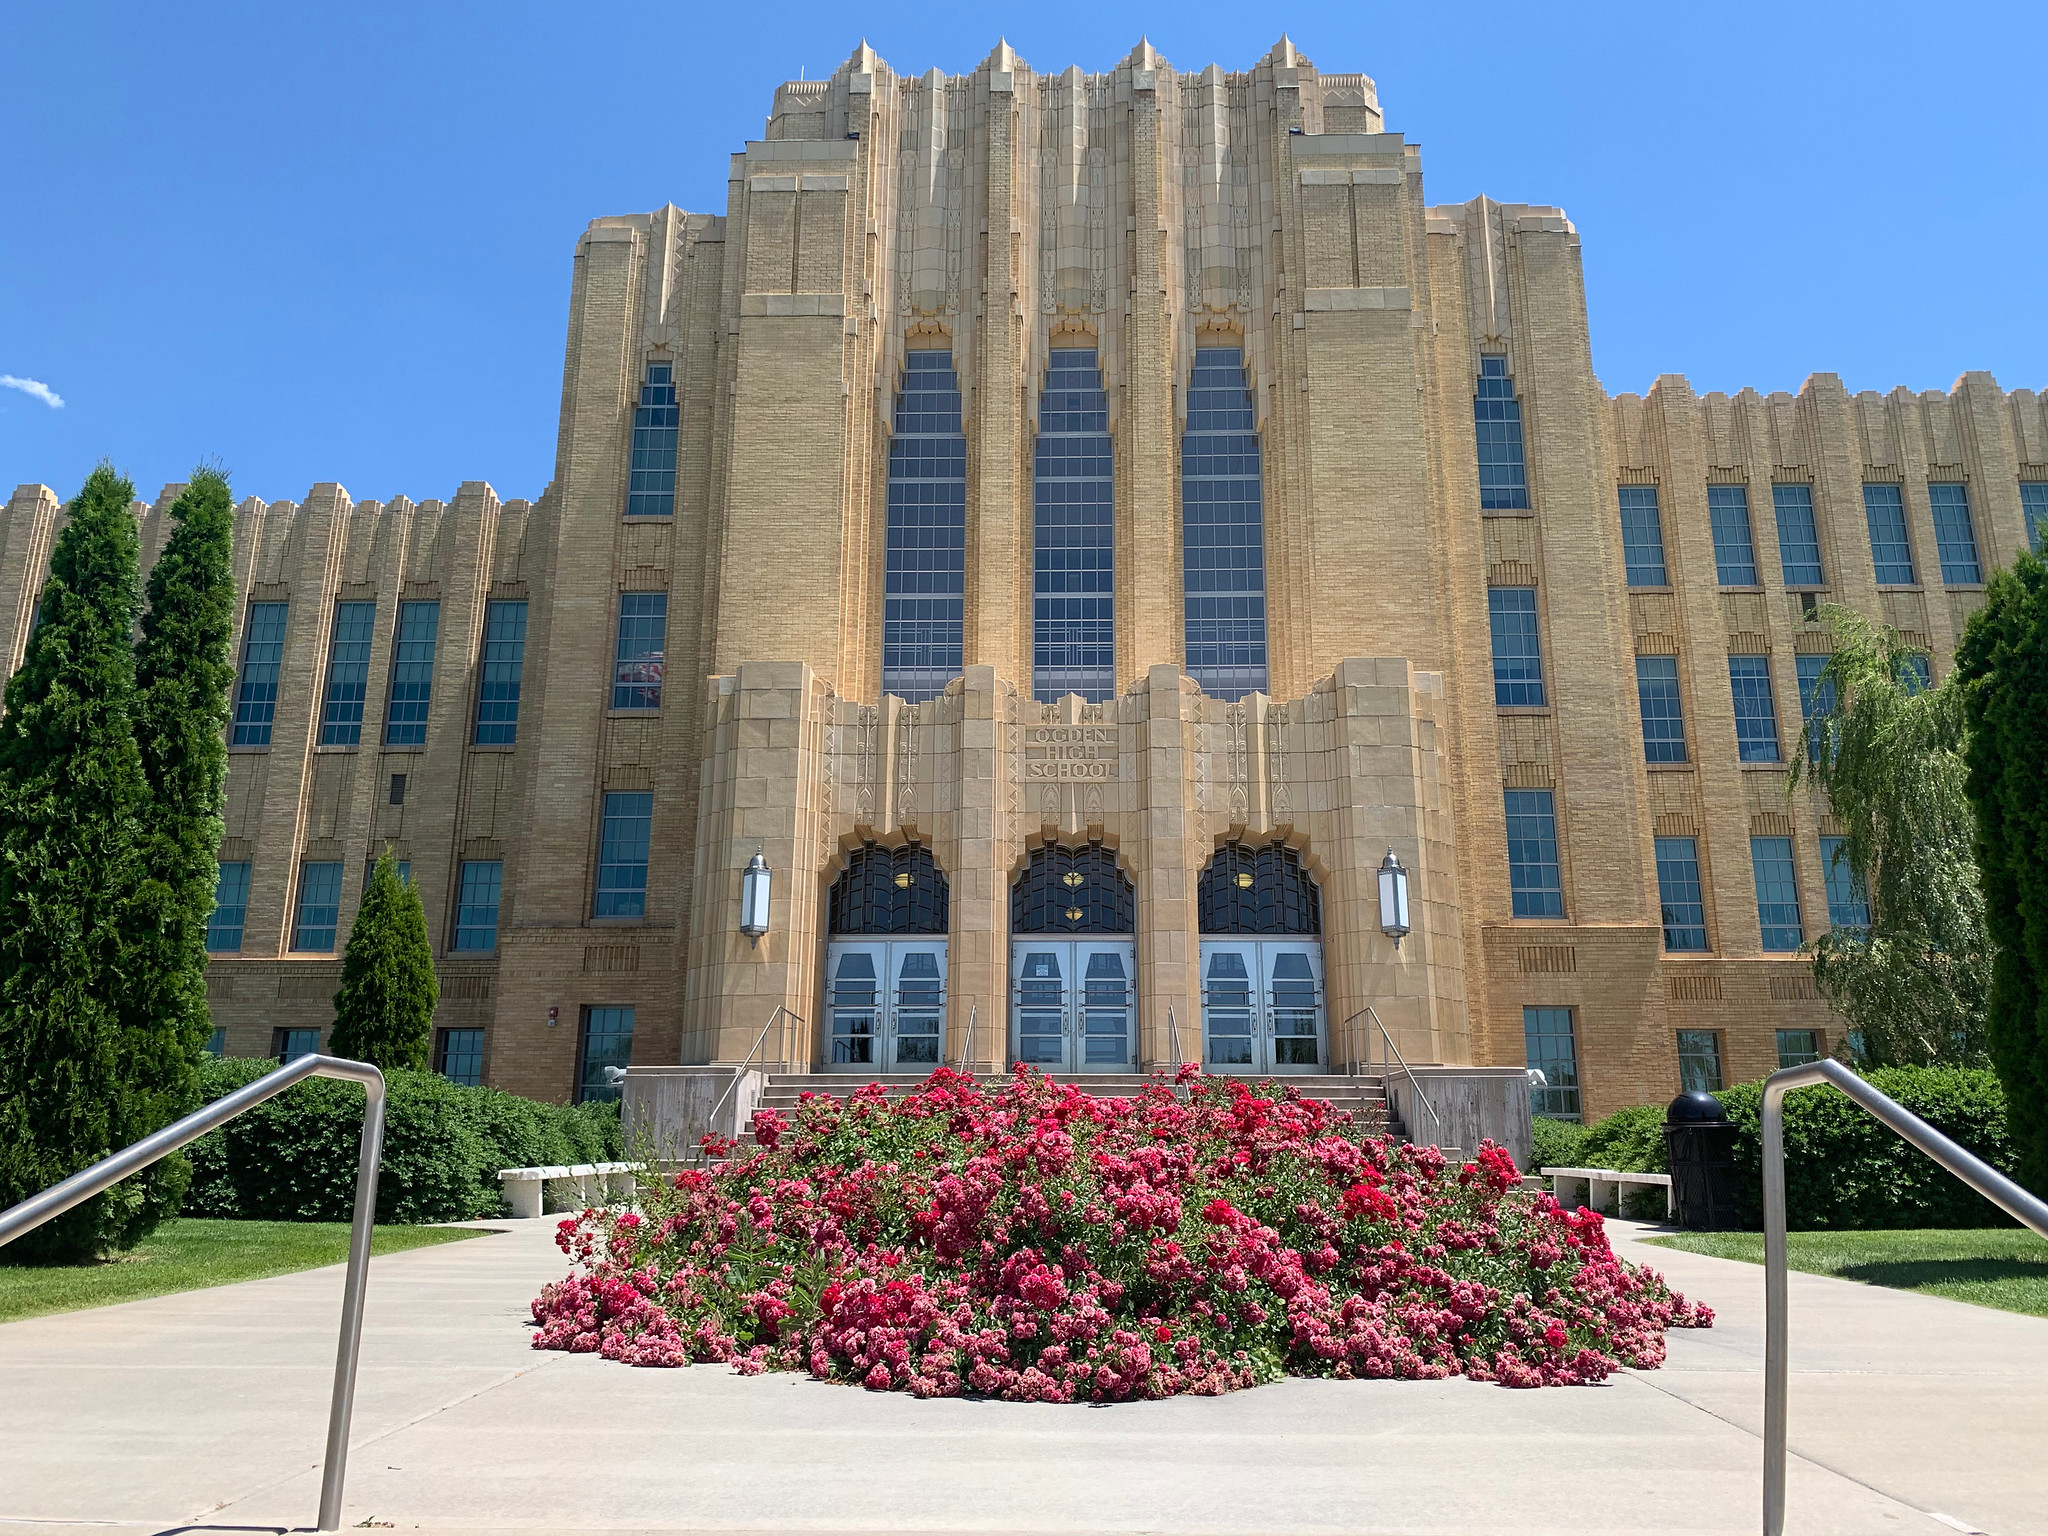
[[531, 1066, 1711, 1397]]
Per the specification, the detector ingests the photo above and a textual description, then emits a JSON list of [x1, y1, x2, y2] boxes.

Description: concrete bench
[[497, 1162, 642, 1219], [1542, 1166, 1674, 1221]]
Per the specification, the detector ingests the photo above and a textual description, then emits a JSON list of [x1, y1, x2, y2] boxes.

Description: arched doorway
[[1010, 842, 1135, 1073], [823, 843, 949, 1072], [1197, 842, 1325, 1073]]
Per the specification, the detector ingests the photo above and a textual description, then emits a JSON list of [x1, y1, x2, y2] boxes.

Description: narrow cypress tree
[[330, 848, 438, 1071], [1955, 551, 2048, 1193], [0, 465, 159, 1261], [124, 467, 239, 1202]]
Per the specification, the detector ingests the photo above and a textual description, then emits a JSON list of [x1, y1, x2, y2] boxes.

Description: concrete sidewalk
[[0, 1216, 2042, 1536]]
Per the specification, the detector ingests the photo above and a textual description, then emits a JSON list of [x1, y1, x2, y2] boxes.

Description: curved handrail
[[1761, 1058, 2048, 1536], [0, 1053, 387, 1534], [1341, 1004, 1443, 1147]]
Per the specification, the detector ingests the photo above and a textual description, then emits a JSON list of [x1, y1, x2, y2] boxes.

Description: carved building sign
[[1024, 725, 1119, 781]]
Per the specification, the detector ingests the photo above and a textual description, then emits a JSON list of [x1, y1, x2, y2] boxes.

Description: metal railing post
[[0, 1054, 386, 1534], [955, 1002, 978, 1075], [701, 1003, 806, 1160], [1760, 1058, 2048, 1536]]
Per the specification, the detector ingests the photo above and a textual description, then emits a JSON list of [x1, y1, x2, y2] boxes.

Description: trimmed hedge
[[184, 1056, 621, 1224], [1527, 1114, 1585, 1172]]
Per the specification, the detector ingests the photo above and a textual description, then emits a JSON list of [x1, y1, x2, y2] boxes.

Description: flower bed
[[531, 1068, 1711, 1398]]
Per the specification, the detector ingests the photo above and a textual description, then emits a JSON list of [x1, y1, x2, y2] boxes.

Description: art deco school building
[[7, 39, 2045, 1124]]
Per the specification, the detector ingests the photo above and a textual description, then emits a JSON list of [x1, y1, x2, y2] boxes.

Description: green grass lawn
[[0, 1218, 484, 1325], [1646, 1228, 2048, 1319]]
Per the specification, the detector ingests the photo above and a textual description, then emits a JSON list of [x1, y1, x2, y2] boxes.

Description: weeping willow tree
[[1789, 606, 1990, 1066]]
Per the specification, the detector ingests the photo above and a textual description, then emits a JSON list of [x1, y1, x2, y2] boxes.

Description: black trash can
[[1664, 1091, 1741, 1231]]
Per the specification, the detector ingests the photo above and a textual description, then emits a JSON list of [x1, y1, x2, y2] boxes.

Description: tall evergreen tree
[[1955, 552, 2048, 1193], [0, 466, 163, 1261], [125, 467, 239, 1180], [1789, 605, 1989, 1066], [330, 848, 438, 1071]]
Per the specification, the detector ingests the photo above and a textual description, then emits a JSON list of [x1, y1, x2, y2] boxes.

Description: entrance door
[[1010, 940, 1135, 1073], [1200, 939, 1325, 1074], [825, 940, 948, 1072]]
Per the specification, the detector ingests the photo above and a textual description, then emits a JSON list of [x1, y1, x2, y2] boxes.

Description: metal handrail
[[954, 1002, 978, 1074], [1342, 1004, 1443, 1147], [700, 1003, 802, 1159], [0, 1054, 387, 1533], [1761, 1058, 2048, 1536]]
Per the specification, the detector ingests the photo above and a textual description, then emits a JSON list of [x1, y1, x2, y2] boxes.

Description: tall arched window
[[882, 350, 966, 702], [1197, 842, 1324, 1073], [1032, 347, 1114, 702], [1008, 843, 1135, 1074], [824, 844, 949, 1073], [1181, 345, 1268, 700]]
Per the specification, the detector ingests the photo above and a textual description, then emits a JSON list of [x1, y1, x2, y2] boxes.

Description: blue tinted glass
[[1488, 587, 1545, 706], [1772, 484, 1825, 587], [293, 860, 343, 952], [1474, 355, 1529, 511], [1728, 656, 1781, 762], [318, 602, 376, 746], [883, 350, 966, 702], [1819, 835, 1870, 931], [453, 860, 502, 952], [1618, 486, 1669, 586], [626, 362, 678, 517], [474, 600, 527, 745], [208, 860, 251, 953], [611, 592, 667, 710], [1927, 483, 1981, 584], [578, 1006, 635, 1103], [383, 601, 439, 746], [1750, 836, 1804, 951], [1900, 652, 1932, 694], [1636, 654, 1687, 763], [437, 1027, 485, 1086], [1708, 485, 1759, 586], [1505, 788, 1564, 918], [232, 602, 289, 746], [1795, 653, 1835, 722], [2022, 483, 2048, 555], [1034, 348, 1114, 702], [1655, 836, 1708, 951], [1523, 1006, 1579, 1120], [1182, 346, 1269, 699], [594, 792, 652, 918], [1862, 483, 1916, 584]]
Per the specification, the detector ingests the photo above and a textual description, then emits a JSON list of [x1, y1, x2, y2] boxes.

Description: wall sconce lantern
[[1377, 847, 1411, 950], [740, 850, 772, 945]]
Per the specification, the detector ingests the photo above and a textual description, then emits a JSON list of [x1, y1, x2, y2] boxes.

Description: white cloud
[[0, 375, 64, 409]]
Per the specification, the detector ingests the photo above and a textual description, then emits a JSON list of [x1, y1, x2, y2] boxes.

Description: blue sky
[[3, 1, 2041, 508]]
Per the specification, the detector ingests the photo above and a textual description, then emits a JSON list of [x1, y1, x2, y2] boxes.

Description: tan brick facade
[[8, 38, 2045, 1117]]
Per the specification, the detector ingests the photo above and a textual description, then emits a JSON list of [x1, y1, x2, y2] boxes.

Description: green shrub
[[1715, 1066, 2016, 1230], [1578, 1103, 1669, 1174], [1528, 1115, 1586, 1172], [184, 1057, 621, 1223]]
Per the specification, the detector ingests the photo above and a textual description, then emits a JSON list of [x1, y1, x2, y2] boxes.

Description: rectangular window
[[208, 860, 251, 953], [231, 601, 289, 746], [1677, 1029, 1724, 1093], [1928, 482, 1982, 584], [1473, 355, 1529, 510], [1750, 836, 1804, 951], [611, 592, 667, 710], [317, 601, 376, 747], [1900, 652, 1932, 694], [1523, 1006, 1581, 1121], [1777, 1029, 1823, 1069], [594, 792, 652, 919], [1728, 656, 1781, 762], [274, 1027, 322, 1064], [292, 860, 344, 952], [389, 773, 406, 806], [1819, 834, 1870, 930], [1504, 788, 1565, 918], [1037, 347, 1118, 702], [1182, 346, 1268, 699], [1655, 836, 1709, 952], [1707, 484, 1759, 586], [383, 601, 440, 746], [1795, 653, 1835, 725], [204, 1027, 227, 1057], [2022, 482, 2048, 555], [1617, 485, 1669, 586], [883, 349, 966, 702], [577, 1006, 636, 1103], [436, 1027, 485, 1087], [1772, 483, 1825, 587], [1862, 483, 1916, 584], [361, 858, 411, 891], [453, 860, 503, 952], [626, 361, 678, 517], [1488, 586, 1546, 706], [1635, 654, 1688, 763], [473, 599, 528, 745]]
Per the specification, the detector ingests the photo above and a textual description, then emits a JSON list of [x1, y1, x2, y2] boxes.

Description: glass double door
[[825, 940, 946, 1072], [1200, 940, 1325, 1074], [1011, 940, 1135, 1073]]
